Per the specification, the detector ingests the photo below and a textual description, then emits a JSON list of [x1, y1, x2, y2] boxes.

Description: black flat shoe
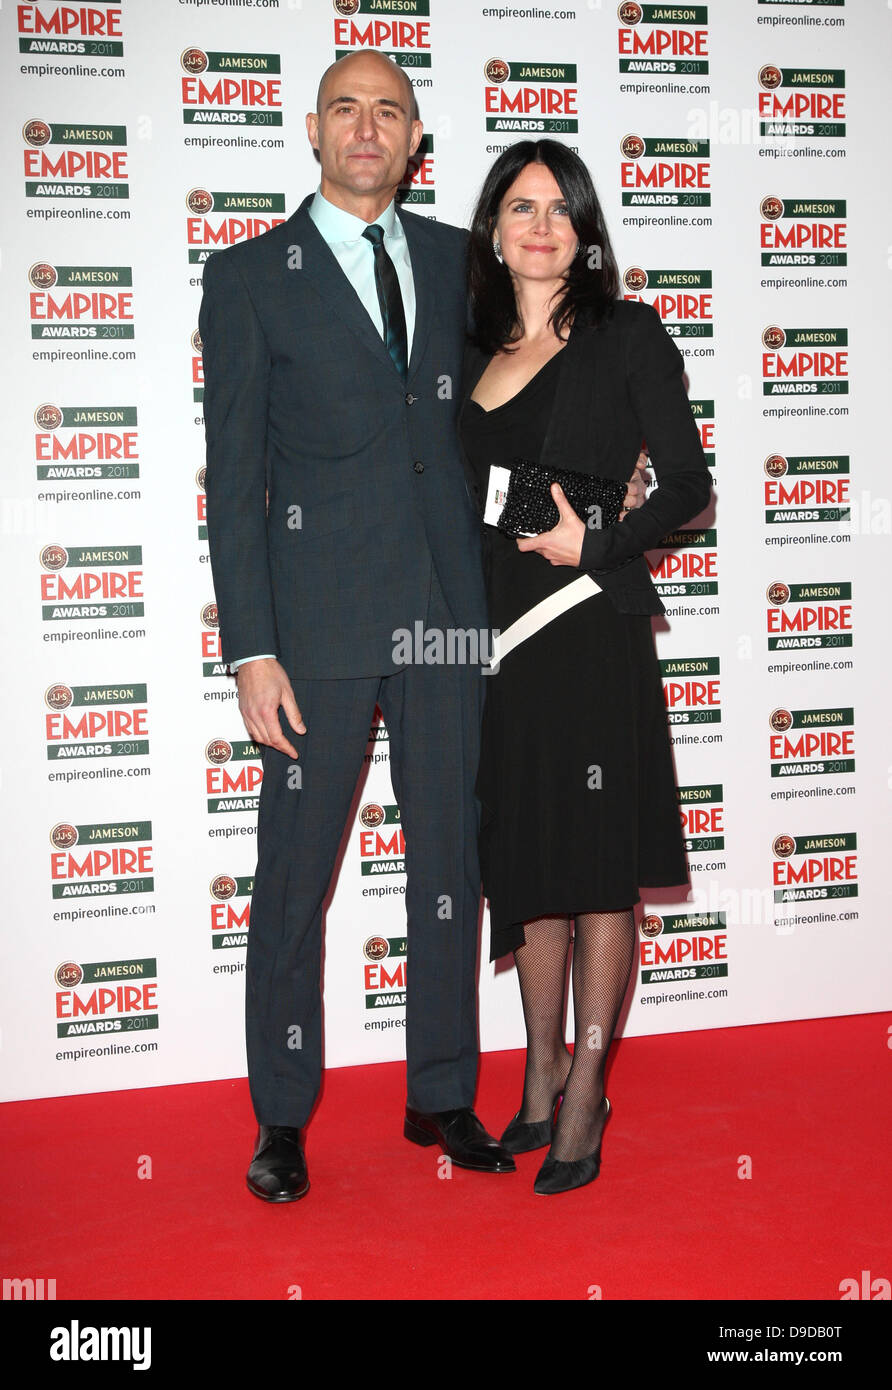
[[533, 1096, 611, 1195], [246, 1124, 310, 1202], [404, 1106, 516, 1173], [500, 1091, 563, 1154]]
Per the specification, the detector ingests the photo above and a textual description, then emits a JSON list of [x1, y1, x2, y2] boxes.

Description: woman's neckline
[[469, 328, 572, 417]]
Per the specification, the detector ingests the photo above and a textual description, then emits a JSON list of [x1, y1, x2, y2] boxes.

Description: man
[[199, 50, 643, 1202]]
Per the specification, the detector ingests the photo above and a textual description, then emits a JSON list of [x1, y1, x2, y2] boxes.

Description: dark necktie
[[362, 223, 408, 380]]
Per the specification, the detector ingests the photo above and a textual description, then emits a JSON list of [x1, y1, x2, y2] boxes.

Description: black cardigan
[[458, 299, 713, 615]]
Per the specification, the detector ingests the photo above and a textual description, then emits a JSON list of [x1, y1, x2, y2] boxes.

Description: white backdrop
[[1, 0, 890, 1104]]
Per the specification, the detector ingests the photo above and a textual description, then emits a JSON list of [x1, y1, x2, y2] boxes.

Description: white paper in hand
[[483, 464, 537, 536]]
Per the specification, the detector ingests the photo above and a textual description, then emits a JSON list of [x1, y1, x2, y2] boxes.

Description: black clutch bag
[[496, 457, 626, 538]]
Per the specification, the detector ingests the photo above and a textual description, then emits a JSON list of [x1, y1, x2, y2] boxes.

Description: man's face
[[306, 55, 423, 205]]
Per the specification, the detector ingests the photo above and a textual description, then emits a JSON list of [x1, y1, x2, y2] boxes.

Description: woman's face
[[493, 161, 579, 286]]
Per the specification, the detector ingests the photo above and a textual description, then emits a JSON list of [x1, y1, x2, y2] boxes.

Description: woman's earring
[[492, 239, 503, 262]]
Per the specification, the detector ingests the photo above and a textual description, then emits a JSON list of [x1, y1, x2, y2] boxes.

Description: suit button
[[413, 460, 424, 474], [405, 393, 417, 405]]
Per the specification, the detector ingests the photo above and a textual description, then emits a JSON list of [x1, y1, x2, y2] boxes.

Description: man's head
[[306, 52, 423, 215]]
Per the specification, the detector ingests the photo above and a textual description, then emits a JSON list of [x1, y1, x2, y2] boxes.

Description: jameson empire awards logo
[[17, 4, 124, 57], [757, 64, 846, 140], [185, 188, 285, 264], [690, 398, 715, 471], [760, 196, 847, 269], [191, 327, 203, 403], [28, 262, 133, 340], [482, 58, 578, 134], [45, 683, 149, 761], [619, 134, 710, 209], [677, 785, 724, 856], [763, 453, 850, 525], [333, 0, 432, 70], [644, 528, 716, 600], [623, 267, 712, 338], [765, 582, 852, 652], [54, 957, 158, 1038], [364, 714, 390, 768], [399, 133, 435, 206], [22, 118, 128, 199], [660, 656, 721, 725], [358, 802, 405, 876], [34, 402, 139, 481], [617, 4, 709, 77], [199, 602, 223, 676], [209, 873, 252, 949], [648, 530, 718, 600], [205, 739, 263, 814], [49, 820, 153, 899], [638, 911, 727, 985], [180, 47, 283, 126], [363, 933, 407, 1011], [768, 706, 855, 778], [196, 466, 206, 540], [761, 325, 848, 396], [39, 545, 144, 622], [772, 831, 858, 908]]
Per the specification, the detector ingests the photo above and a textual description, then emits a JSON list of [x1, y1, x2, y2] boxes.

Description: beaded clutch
[[496, 457, 626, 538]]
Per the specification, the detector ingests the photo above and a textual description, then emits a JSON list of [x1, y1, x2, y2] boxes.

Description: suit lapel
[[285, 195, 402, 380], [539, 319, 615, 470], [283, 195, 442, 387], [397, 209, 435, 384]]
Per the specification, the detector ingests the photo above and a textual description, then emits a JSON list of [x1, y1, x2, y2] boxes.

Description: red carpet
[[2, 1014, 888, 1301]]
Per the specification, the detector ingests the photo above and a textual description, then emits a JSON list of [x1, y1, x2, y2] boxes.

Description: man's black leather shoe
[[404, 1106, 517, 1173], [246, 1125, 310, 1202]]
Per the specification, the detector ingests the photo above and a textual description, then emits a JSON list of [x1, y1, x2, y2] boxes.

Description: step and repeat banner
[[1, 1, 889, 1104]]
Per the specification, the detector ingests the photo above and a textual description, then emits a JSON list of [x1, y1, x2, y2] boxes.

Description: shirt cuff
[[229, 653, 276, 672]]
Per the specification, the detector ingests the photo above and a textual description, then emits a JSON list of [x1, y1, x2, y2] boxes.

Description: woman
[[458, 141, 712, 1195]]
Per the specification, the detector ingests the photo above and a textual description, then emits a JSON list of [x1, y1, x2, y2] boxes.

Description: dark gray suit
[[199, 195, 488, 1125]]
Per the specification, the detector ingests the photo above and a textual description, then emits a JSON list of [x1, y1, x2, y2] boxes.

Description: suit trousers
[[244, 563, 486, 1126]]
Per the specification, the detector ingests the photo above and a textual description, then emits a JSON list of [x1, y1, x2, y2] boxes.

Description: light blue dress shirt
[[229, 186, 416, 672], [306, 185, 416, 356]]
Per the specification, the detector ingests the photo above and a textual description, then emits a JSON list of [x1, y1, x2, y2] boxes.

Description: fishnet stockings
[[513, 915, 573, 1123], [513, 908, 637, 1161]]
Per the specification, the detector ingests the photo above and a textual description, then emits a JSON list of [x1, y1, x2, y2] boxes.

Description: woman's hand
[[516, 483, 586, 566], [516, 455, 649, 566], [620, 451, 649, 519]]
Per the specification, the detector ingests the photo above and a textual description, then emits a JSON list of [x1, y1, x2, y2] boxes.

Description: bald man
[[200, 51, 518, 1200]]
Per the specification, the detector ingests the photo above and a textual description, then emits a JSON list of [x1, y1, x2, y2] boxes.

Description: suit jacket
[[458, 299, 713, 615], [198, 194, 488, 679]]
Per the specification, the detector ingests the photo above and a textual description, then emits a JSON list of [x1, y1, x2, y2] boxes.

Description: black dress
[[460, 341, 690, 960]]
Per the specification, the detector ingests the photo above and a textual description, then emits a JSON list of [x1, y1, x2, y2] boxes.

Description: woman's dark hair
[[467, 139, 619, 353]]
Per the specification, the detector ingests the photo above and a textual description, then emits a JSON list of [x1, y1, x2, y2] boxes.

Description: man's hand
[[621, 450, 649, 520], [236, 658, 305, 758], [516, 483, 586, 566]]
